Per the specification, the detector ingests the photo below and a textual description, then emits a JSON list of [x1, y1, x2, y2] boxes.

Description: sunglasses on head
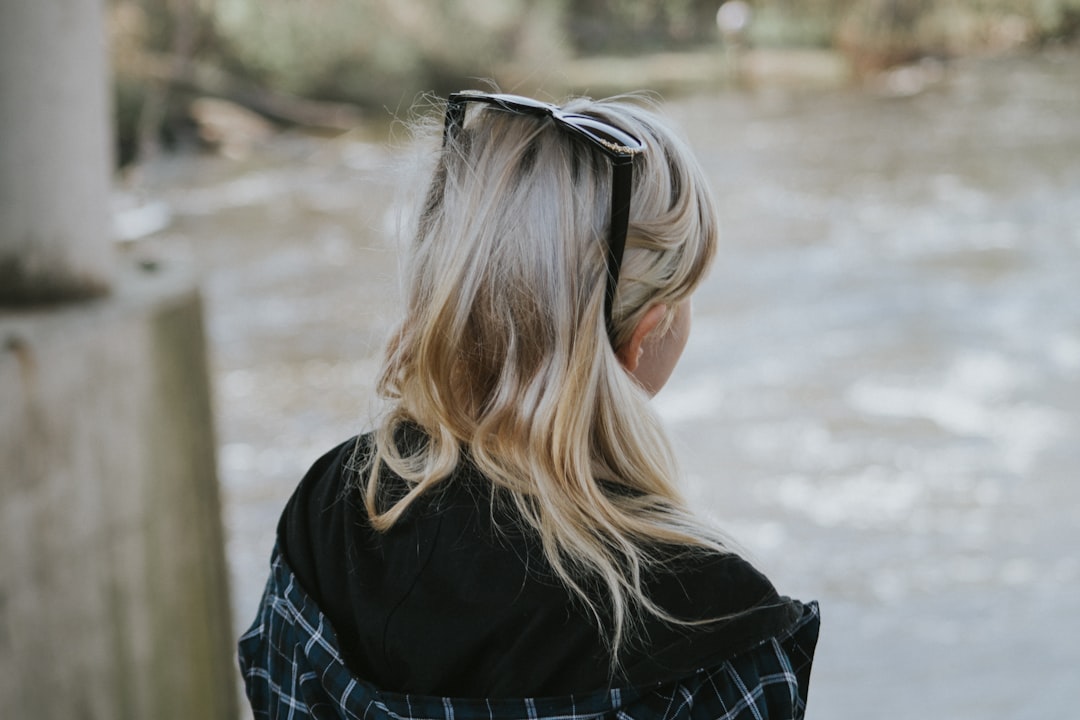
[[444, 91, 646, 340]]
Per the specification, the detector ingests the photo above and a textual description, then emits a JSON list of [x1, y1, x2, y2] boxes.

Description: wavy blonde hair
[[364, 93, 723, 662]]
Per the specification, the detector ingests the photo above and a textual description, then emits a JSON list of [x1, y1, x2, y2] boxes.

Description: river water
[[131, 50, 1079, 719]]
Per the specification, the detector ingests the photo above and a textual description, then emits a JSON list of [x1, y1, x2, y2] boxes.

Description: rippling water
[[662, 53, 1080, 719], [135, 51, 1080, 719]]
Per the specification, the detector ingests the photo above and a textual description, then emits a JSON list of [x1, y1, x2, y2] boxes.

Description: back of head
[[368, 92, 722, 659]]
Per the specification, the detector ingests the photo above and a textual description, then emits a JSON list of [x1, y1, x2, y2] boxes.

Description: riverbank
[[500, 47, 854, 96]]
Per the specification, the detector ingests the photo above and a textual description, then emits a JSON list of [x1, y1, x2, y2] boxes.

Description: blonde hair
[[364, 94, 722, 663]]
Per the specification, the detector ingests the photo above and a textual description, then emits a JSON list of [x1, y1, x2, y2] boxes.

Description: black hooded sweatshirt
[[278, 431, 805, 698]]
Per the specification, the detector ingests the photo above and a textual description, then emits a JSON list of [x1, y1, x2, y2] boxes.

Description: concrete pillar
[[1, 262, 239, 719], [0, 0, 115, 301], [0, 1, 238, 717]]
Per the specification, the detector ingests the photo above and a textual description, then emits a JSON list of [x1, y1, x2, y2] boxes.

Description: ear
[[616, 304, 667, 372]]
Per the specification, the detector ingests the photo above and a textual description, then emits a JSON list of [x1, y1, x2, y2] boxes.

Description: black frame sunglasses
[[444, 91, 646, 340]]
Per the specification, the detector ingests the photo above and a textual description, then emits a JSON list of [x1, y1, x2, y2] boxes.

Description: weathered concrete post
[[0, 1, 238, 718], [0, 0, 114, 301]]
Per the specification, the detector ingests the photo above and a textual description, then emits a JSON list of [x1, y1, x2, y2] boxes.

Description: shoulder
[[280, 435, 366, 528], [619, 550, 808, 687], [277, 434, 370, 596], [629, 600, 821, 720]]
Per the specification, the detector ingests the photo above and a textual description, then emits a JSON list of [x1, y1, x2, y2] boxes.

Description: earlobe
[[616, 340, 641, 371], [616, 304, 667, 372]]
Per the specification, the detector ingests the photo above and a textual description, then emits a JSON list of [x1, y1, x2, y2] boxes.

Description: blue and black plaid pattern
[[239, 546, 819, 720]]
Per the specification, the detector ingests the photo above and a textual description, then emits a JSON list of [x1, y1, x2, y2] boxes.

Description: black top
[[278, 431, 803, 698]]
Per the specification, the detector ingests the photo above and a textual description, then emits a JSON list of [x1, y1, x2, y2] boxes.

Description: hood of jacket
[[239, 545, 820, 719]]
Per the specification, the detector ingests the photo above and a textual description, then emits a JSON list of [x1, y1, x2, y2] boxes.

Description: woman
[[239, 91, 819, 719]]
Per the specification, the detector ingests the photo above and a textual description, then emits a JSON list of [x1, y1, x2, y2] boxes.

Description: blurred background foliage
[[109, 0, 1080, 166]]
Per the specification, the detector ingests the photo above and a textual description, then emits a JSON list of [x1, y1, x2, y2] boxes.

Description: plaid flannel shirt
[[239, 546, 820, 720]]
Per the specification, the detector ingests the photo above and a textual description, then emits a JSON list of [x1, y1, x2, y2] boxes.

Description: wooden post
[[0, 1, 238, 717]]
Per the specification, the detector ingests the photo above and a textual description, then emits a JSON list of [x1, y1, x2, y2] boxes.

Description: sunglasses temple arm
[[604, 160, 633, 341]]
